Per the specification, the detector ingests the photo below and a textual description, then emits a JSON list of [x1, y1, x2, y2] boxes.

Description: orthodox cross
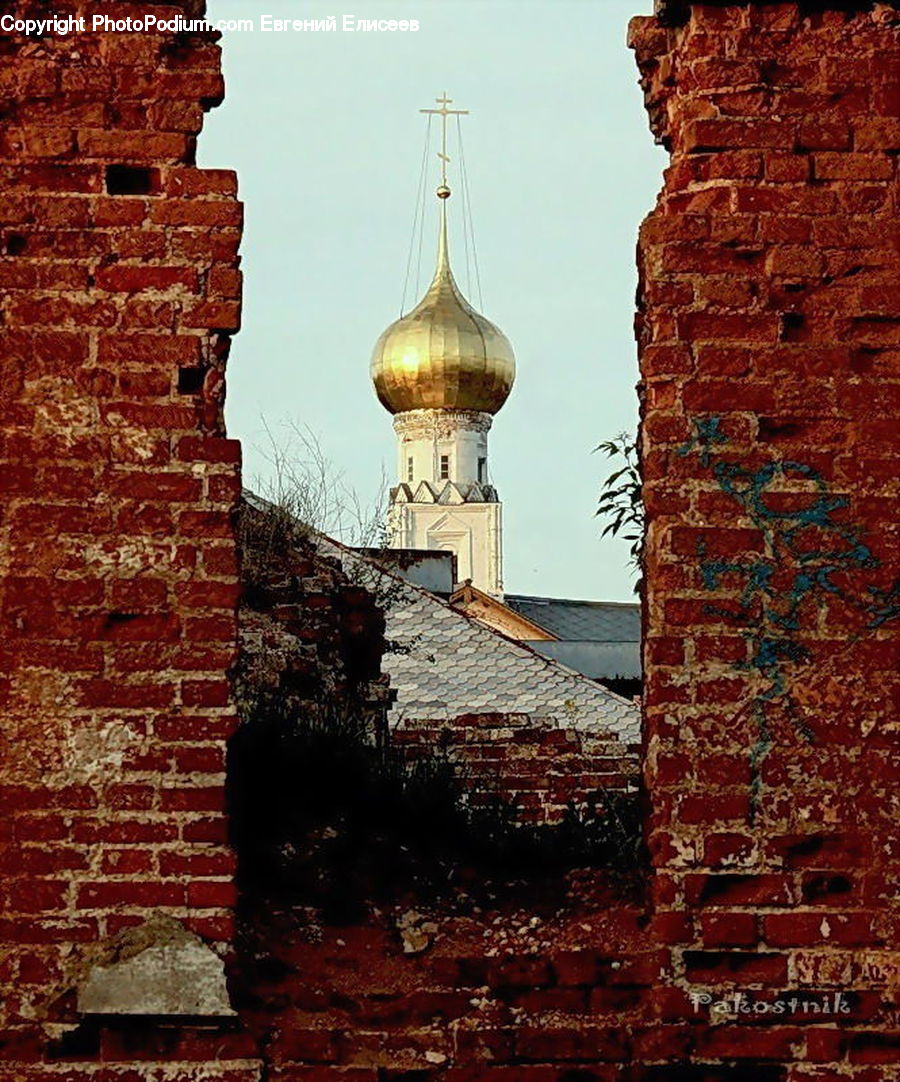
[[420, 92, 469, 192]]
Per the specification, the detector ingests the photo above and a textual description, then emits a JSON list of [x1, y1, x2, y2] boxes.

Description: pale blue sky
[[201, 0, 663, 601]]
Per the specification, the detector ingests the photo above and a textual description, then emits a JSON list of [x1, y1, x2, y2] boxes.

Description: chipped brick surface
[[0, 0, 248, 1073], [631, 0, 900, 1076]]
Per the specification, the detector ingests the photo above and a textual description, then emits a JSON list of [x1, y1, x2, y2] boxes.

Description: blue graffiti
[[678, 417, 897, 798]]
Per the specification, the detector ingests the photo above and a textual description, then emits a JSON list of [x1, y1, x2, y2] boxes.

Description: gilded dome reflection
[[371, 207, 516, 415]]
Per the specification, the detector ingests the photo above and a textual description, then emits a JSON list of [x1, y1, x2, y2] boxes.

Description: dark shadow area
[[226, 692, 646, 924]]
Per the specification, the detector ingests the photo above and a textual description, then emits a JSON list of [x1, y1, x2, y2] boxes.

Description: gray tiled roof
[[529, 641, 641, 682], [505, 594, 641, 643], [318, 539, 640, 744], [384, 595, 639, 739]]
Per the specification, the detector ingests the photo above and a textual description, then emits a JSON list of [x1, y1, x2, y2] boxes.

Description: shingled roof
[[504, 595, 640, 644], [318, 539, 641, 743], [383, 586, 640, 740]]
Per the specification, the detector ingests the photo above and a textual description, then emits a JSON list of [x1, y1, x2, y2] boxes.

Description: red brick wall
[[394, 713, 638, 825], [631, 1, 900, 1075], [236, 893, 656, 1082], [237, 512, 390, 717], [0, 0, 244, 1064]]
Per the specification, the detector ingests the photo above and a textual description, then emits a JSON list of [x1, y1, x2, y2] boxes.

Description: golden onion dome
[[371, 199, 516, 415]]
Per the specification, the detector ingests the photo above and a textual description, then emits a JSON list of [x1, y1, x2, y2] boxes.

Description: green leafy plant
[[596, 432, 644, 591]]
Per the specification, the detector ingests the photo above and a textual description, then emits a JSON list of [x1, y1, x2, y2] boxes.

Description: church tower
[[370, 97, 515, 597]]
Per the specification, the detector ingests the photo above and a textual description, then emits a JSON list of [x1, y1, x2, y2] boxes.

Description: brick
[[765, 151, 810, 183], [186, 878, 237, 908], [92, 197, 150, 226], [166, 168, 239, 197], [703, 833, 755, 866], [684, 874, 795, 908], [94, 265, 198, 292], [180, 679, 231, 707], [182, 300, 242, 331], [700, 912, 758, 948], [175, 581, 241, 609], [696, 1026, 802, 1059], [269, 1072, 376, 1082], [159, 786, 227, 813], [797, 118, 852, 149], [683, 118, 796, 152], [75, 881, 186, 909], [208, 265, 243, 297], [670, 526, 765, 557], [181, 814, 230, 843], [71, 819, 179, 845], [767, 832, 871, 869], [149, 200, 244, 227], [848, 1033, 900, 1064], [99, 332, 200, 366], [853, 118, 900, 150], [100, 849, 155, 876], [813, 153, 894, 181], [766, 246, 823, 277], [683, 950, 789, 985], [676, 312, 780, 343], [76, 129, 188, 160], [680, 794, 751, 825], [763, 912, 876, 948], [158, 849, 233, 878], [515, 1026, 628, 1062], [801, 872, 859, 906], [176, 435, 242, 463]]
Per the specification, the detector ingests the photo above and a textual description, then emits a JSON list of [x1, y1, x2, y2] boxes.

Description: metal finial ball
[[437, 185, 451, 199]]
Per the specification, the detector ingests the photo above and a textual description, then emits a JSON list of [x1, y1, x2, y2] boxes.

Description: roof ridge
[[507, 593, 639, 609], [314, 535, 638, 710]]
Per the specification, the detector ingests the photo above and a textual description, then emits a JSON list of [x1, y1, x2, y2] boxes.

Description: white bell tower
[[389, 408, 503, 595], [370, 95, 516, 599]]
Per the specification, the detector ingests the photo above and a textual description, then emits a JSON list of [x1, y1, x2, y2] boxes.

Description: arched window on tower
[[439, 454, 450, 480], [477, 457, 487, 483], [407, 456, 414, 483]]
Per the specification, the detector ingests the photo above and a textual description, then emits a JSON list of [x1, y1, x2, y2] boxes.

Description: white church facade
[[387, 409, 503, 595]]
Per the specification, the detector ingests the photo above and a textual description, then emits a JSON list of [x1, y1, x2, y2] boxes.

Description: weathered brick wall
[[234, 885, 656, 1082], [237, 503, 390, 720], [631, 1, 900, 1075], [394, 713, 638, 825], [0, 0, 245, 1068]]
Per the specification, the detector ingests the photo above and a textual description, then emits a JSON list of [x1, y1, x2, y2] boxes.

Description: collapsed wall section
[[0, 0, 245, 1062], [631, 1, 900, 1074]]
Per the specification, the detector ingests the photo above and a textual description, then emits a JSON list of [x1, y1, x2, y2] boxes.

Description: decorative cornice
[[389, 480, 499, 507], [393, 408, 493, 440]]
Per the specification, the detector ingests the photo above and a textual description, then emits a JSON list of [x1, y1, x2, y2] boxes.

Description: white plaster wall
[[394, 410, 491, 487], [390, 502, 503, 596]]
